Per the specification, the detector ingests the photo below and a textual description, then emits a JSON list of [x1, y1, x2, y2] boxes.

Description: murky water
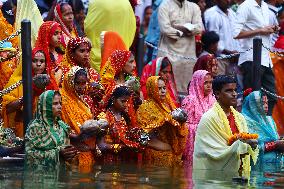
[[0, 161, 284, 188]]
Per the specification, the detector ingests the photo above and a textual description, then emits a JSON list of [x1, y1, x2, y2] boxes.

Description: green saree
[[25, 90, 69, 167]]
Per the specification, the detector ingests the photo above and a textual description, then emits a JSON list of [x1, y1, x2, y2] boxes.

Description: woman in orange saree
[[35, 21, 64, 85], [61, 37, 102, 116], [137, 76, 187, 166], [271, 22, 284, 135], [0, 42, 19, 90], [60, 66, 96, 172], [2, 48, 58, 138]]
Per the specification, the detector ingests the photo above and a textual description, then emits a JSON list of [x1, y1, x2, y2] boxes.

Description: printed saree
[[2, 48, 58, 138], [181, 70, 216, 165], [137, 76, 187, 166], [25, 90, 69, 167], [140, 57, 179, 106], [60, 66, 95, 170]]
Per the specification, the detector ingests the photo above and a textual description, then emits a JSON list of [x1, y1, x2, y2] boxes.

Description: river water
[[0, 161, 284, 189]]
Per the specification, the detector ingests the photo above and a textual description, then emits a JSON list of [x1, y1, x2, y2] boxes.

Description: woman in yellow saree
[[0, 7, 18, 47], [2, 48, 58, 138], [84, 0, 136, 71], [137, 76, 187, 166], [60, 66, 96, 171], [0, 42, 19, 90]]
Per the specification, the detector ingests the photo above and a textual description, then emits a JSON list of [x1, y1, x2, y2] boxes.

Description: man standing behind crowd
[[265, 0, 283, 46], [233, 0, 278, 115], [205, 0, 239, 75], [158, 0, 203, 94]]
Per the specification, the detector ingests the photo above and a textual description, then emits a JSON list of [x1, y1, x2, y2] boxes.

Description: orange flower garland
[[228, 133, 258, 146]]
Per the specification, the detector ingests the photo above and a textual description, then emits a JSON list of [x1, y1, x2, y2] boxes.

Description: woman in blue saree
[[242, 91, 284, 166]]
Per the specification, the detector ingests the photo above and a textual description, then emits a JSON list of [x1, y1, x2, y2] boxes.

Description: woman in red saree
[[140, 57, 179, 106], [35, 21, 64, 85], [96, 85, 144, 164], [61, 37, 99, 82]]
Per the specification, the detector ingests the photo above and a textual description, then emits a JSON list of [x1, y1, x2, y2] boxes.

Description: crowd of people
[[0, 0, 284, 180]]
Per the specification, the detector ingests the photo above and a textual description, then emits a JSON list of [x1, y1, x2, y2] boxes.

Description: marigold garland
[[228, 132, 258, 146]]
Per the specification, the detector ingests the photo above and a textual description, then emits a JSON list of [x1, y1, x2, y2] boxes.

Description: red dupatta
[[35, 21, 63, 72], [54, 3, 78, 47], [32, 48, 59, 96]]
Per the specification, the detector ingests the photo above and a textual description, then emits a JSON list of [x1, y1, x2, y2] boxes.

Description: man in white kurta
[[158, 0, 203, 94]]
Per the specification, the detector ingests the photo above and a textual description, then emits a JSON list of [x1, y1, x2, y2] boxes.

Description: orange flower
[[228, 133, 258, 145]]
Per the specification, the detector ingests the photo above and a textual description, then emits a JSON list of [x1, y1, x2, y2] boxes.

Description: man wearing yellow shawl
[[137, 76, 188, 166], [84, 0, 136, 71], [193, 75, 259, 178]]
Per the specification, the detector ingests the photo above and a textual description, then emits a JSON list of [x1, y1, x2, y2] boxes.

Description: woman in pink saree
[[181, 70, 216, 165]]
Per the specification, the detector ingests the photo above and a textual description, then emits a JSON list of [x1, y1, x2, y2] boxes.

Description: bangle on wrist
[[111, 144, 121, 153]]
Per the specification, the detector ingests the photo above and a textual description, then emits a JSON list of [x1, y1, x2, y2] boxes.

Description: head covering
[[100, 31, 127, 70], [31, 47, 59, 92], [182, 70, 216, 123], [62, 37, 92, 68], [146, 76, 176, 112], [54, 3, 76, 38], [35, 21, 62, 71], [34, 90, 68, 129], [25, 90, 69, 167], [84, 0, 136, 71], [100, 49, 133, 104], [140, 57, 178, 106], [193, 54, 217, 74], [109, 50, 132, 75], [242, 91, 279, 144]]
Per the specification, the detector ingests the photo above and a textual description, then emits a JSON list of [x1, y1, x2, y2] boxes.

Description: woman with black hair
[[140, 57, 179, 106], [67, 0, 85, 36]]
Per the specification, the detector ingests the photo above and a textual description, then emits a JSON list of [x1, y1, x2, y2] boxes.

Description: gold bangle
[[112, 144, 120, 153]]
